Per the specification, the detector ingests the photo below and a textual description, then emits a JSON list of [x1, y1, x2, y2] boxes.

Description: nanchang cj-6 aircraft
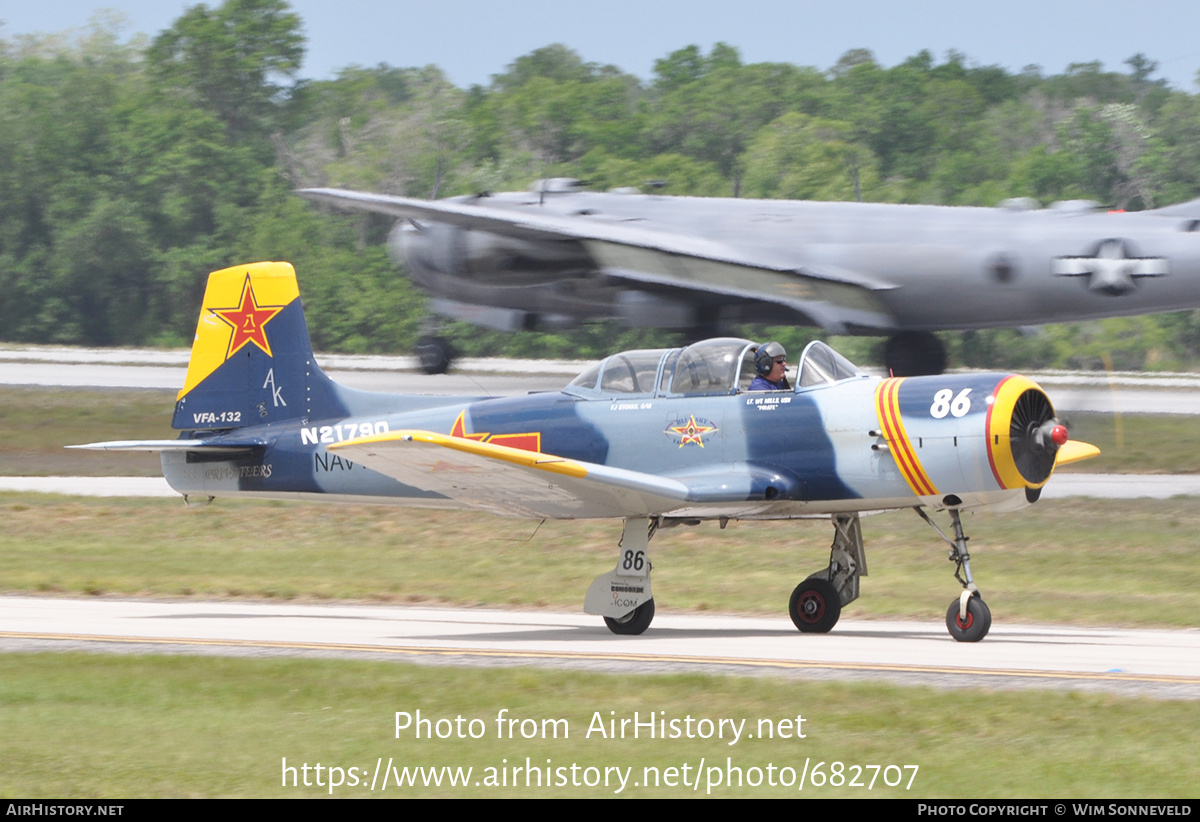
[[76, 262, 1100, 641], [300, 180, 1200, 376]]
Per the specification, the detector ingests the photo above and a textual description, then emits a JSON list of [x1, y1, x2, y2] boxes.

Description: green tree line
[[4, 0, 1200, 369]]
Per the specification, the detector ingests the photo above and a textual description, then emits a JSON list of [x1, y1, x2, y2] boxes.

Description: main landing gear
[[584, 517, 656, 635], [787, 509, 993, 642], [884, 331, 946, 377], [414, 335, 454, 375], [788, 514, 866, 634], [588, 509, 993, 641]]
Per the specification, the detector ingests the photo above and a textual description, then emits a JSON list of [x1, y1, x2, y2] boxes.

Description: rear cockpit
[[564, 338, 866, 400]]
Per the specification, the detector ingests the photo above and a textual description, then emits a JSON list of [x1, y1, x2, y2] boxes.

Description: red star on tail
[[210, 275, 286, 358]]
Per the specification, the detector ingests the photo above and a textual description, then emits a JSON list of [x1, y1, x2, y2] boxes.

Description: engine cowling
[[871, 373, 1091, 507], [390, 221, 592, 287], [985, 375, 1068, 489]]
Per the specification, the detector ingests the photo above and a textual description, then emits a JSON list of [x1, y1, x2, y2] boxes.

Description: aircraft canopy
[[565, 338, 865, 400]]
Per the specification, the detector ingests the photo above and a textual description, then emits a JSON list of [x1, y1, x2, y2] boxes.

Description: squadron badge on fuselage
[[664, 415, 719, 448]]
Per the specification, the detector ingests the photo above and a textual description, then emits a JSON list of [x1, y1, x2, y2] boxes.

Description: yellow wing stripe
[[329, 430, 590, 479], [178, 261, 300, 401], [875, 378, 939, 497]]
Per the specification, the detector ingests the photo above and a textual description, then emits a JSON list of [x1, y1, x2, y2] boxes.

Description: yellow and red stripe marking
[[874, 378, 939, 497], [984, 375, 1015, 489]]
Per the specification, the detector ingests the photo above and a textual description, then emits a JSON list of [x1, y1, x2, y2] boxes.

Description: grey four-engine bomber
[[300, 180, 1200, 374]]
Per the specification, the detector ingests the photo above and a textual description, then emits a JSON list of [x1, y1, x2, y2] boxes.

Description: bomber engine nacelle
[[861, 373, 1090, 511], [389, 221, 592, 287]]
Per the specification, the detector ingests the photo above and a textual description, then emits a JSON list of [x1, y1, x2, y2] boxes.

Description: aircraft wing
[[329, 430, 691, 518], [1147, 196, 1200, 219], [299, 188, 898, 334]]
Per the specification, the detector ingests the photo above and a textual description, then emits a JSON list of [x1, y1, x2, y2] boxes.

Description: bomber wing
[[1147, 195, 1200, 219], [298, 187, 897, 334]]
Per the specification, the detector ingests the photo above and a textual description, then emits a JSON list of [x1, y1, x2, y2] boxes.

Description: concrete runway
[[3, 596, 1198, 698]]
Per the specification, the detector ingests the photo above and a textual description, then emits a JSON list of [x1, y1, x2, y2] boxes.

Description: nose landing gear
[[916, 507, 993, 642]]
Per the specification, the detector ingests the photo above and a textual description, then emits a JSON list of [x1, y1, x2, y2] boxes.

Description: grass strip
[[3, 494, 1198, 627], [0, 653, 1196, 798]]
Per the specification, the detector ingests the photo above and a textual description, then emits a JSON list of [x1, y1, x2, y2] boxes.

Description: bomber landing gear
[[788, 513, 866, 634], [585, 517, 656, 635], [884, 331, 946, 376], [916, 507, 992, 642], [414, 335, 454, 375]]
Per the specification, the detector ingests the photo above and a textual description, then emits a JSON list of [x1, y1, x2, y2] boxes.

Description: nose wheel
[[945, 593, 991, 643]]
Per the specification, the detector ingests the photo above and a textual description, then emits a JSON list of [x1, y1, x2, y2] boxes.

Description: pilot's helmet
[[755, 341, 787, 376]]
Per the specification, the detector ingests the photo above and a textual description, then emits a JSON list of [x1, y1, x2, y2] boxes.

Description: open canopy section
[[795, 340, 866, 388]]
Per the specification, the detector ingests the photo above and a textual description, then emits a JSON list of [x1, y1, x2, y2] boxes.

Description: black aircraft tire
[[884, 331, 947, 377], [945, 595, 992, 642], [604, 599, 655, 635], [789, 578, 841, 633], [415, 336, 454, 375]]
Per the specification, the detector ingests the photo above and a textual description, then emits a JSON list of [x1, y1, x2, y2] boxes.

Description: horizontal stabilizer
[[68, 439, 265, 453]]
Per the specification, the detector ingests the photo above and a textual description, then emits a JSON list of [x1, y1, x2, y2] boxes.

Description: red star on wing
[[450, 411, 489, 442], [209, 275, 286, 359], [449, 410, 543, 452]]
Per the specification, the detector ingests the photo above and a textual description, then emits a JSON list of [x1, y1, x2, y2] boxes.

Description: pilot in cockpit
[[748, 342, 791, 391]]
